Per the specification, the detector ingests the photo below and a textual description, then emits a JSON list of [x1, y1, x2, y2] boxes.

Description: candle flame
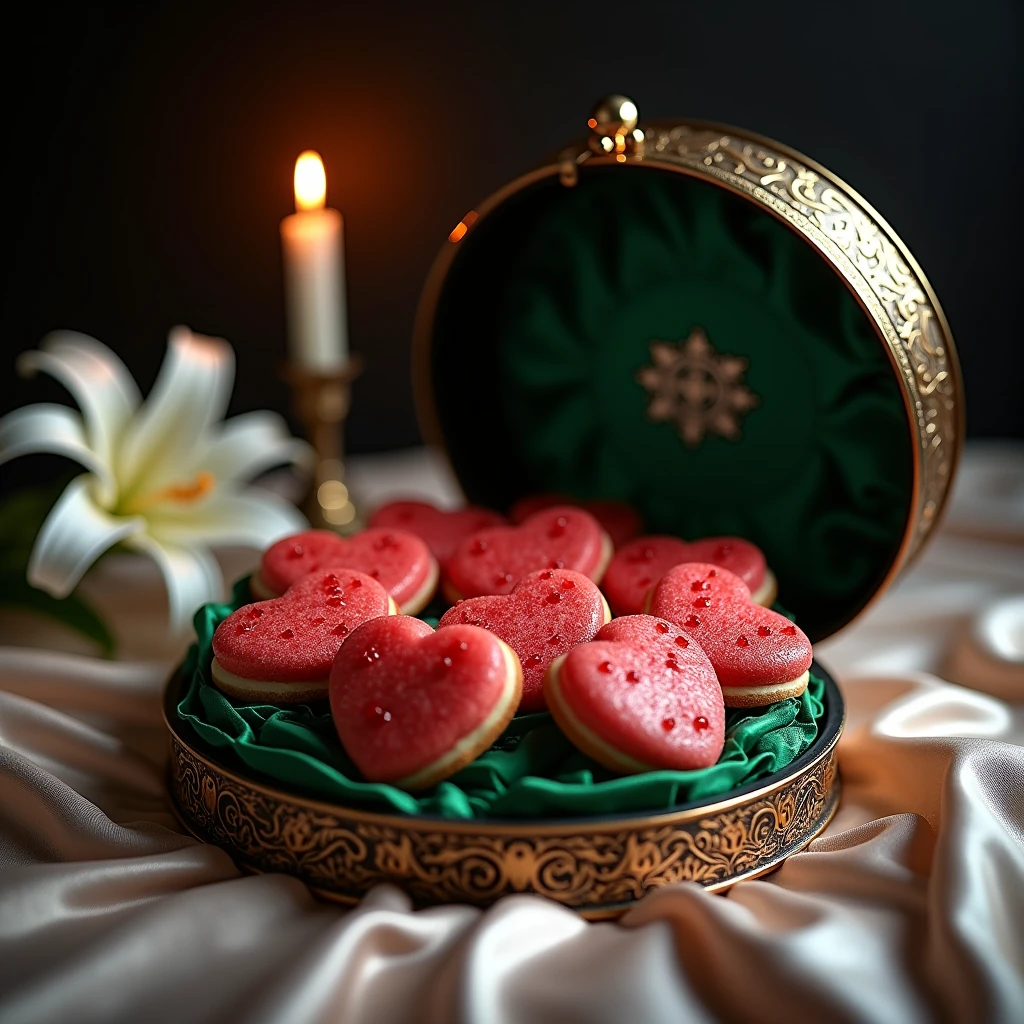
[[294, 151, 327, 211]]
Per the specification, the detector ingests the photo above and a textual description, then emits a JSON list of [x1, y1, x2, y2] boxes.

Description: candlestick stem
[[284, 357, 363, 534]]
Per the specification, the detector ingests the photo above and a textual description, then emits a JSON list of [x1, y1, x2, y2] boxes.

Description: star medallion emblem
[[636, 328, 759, 448]]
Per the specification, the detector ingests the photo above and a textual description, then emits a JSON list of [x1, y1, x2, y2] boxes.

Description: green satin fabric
[[429, 168, 913, 639], [176, 578, 826, 820]]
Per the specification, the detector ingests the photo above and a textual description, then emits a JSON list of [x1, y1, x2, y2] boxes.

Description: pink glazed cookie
[[603, 535, 776, 616], [254, 529, 438, 614], [211, 569, 395, 703], [438, 568, 611, 712], [647, 563, 812, 707], [369, 500, 505, 570], [544, 614, 725, 773], [510, 494, 642, 548], [330, 616, 522, 790], [444, 506, 613, 601]]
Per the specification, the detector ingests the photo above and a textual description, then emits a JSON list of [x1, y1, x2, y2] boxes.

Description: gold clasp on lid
[[588, 94, 645, 161]]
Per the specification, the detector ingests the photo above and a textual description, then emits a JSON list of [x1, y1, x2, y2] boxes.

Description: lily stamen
[[127, 471, 216, 512]]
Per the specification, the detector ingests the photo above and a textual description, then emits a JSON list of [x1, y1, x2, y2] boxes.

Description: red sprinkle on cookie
[[369, 500, 505, 570], [647, 562, 812, 706], [437, 569, 611, 713], [604, 535, 776, 616], [510, 494, 641, 548], [444, 506, 612, 601], [545, 614, 725, 773], [330, 616, 522, 790], [211, 569, 395, 703], [255, 528, 438, 614]]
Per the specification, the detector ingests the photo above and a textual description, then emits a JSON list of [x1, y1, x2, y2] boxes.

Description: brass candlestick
[[285, 357, 363, 534]]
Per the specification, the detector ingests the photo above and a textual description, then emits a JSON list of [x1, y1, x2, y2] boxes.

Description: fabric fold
[[0, 446, 1021, 1024]]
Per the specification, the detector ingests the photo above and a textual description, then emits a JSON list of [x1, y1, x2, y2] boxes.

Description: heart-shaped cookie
[[510, 494, 642, 548], [545, 614, 725, 773], [603, 535, 775, 616], [330, 616, 522, 790], [437, 568, 611, 713], [444, 506, 612, 601], [211, 569, 395, 702], [368, 500, 505, 570], [647, 562, 812, 706], [254, 528, 438, 614]]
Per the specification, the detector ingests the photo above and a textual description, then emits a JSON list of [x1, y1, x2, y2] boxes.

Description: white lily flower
[[0, 327, 313, 635]]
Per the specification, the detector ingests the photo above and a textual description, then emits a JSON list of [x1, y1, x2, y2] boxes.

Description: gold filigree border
[[168, 725, 840, 915], [635, 122, 961, 570]]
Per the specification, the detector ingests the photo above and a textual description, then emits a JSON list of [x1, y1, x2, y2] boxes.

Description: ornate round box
[[166, 665, 842, 916], [165, 95, 961, 916], [415, 96, 962, 641]]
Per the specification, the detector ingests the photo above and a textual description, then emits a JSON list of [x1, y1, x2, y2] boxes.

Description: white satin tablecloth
[[1, 444, 1022, 1024]]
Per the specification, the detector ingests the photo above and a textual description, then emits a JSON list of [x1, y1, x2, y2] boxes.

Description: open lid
[[414, 96, 962, 642]]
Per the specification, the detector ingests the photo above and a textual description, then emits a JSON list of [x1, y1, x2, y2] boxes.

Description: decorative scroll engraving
[[169, 735, 839, 914], [637, 328, 759, 448], [636, 125, 958, 558]]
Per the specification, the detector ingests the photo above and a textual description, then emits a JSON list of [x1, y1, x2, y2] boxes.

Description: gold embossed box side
[[165, 668, 843, 918]]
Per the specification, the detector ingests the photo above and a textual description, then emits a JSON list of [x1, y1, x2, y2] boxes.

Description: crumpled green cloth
[[176, 577, 826, 820]]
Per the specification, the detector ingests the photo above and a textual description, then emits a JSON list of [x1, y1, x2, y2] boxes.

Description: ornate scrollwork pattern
[[631, 125, 959, 559], [169, 735, 839, 915]]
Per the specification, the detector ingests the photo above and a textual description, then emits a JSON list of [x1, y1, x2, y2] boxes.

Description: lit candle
[[280, 151, 348, 371]]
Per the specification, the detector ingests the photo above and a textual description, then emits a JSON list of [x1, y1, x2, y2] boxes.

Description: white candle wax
[[281, 151, 348, 371]]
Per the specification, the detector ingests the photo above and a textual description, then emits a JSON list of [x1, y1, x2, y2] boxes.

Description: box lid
[[414, 96, 962, 641]]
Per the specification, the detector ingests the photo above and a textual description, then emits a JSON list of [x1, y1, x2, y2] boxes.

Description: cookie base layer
[[544, 656, 658, 775], [393, 641, 523, 790], [397, 557, 440, 615], [750, 569, 778, 608], [210, 658, 329, 703], [721, 669, 810, 708]]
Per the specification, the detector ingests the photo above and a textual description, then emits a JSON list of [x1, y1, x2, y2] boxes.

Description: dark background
[[3, 0, 1022, 478]]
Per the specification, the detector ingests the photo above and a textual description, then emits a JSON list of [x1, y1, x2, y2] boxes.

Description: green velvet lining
[[429, 167, 914, 639], [175, 577, 826, 821]]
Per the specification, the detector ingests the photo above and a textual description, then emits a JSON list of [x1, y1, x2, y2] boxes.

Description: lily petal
[[197, 411, 314, 485], [147, 489, 308, 548], [118, 326, 235, 500], [0, 404, 118, 502], [125, 534, 223, 635], [19, 332, 141, 469], [27, 475, 143, 598]]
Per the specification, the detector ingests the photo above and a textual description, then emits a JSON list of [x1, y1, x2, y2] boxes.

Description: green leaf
[[0, 481, 115, 657]]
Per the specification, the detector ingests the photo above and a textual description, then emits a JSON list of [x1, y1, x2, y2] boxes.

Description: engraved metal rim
[[680, 116, 965, 517], [167, 771, 841, 918], [643, 116, 965, 570], [411, 119, 962, 638], [162, 664, 844, 837]]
